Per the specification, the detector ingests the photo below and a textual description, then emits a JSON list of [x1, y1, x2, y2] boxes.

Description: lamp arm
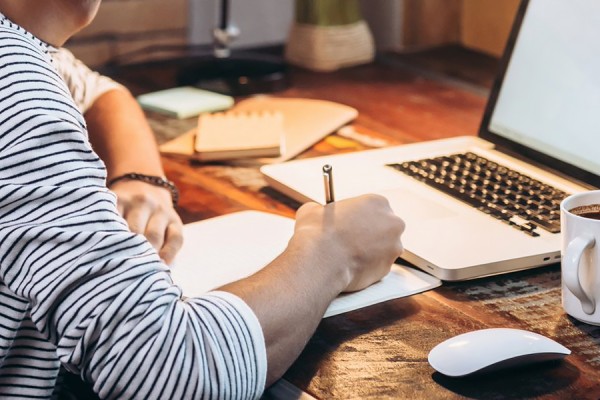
[[213, 0, 239, 58], [219, 0, 229, 30]]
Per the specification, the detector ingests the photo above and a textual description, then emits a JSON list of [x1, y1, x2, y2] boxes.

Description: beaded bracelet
[[108, 173, 179, 206]]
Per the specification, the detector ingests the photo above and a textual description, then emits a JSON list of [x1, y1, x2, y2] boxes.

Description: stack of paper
[[159, 97, 359, 165], [170, 211, 441, 318]]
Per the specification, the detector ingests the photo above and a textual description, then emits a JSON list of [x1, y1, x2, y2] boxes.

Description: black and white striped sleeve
[[0, 21, 266, 400]]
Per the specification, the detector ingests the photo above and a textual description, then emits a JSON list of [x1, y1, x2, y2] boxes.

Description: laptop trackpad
[[375, 188, 458, 222]]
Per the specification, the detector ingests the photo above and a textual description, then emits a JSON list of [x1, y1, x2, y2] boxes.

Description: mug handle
[[564, 235, 596, 315]]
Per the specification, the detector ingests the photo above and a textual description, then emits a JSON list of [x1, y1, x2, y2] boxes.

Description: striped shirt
[[0, 14, 266, 400]]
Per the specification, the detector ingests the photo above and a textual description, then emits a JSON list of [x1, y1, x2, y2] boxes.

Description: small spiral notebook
[[193, 111, 284, 161]]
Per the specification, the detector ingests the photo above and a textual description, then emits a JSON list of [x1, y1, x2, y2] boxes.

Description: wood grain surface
[[108, 48, 600, 399]]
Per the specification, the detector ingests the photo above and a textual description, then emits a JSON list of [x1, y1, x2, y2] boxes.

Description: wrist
[[107, 173, 179, 206], [288, 229, 352, 294]]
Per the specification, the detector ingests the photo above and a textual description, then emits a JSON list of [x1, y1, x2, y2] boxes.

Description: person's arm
[[2, 94, 404, 395], [84, 88, 183, 264], [1, 115, 267, 398], [84, 88, 164, 180], [223, 195, 405, 385]]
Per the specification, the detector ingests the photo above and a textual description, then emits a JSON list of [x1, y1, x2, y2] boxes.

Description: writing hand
[[294, 194, 405, 293]]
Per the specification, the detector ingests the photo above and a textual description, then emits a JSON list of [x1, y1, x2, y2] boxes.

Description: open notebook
[[169, 211, 440, 318]]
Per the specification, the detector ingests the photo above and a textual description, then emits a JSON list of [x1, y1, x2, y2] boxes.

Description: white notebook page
[[170, 211, 440, 318]]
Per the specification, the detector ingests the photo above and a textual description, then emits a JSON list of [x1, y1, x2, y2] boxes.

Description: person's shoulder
[[0, 15, 81, 128], [0, 13, 50, 59]]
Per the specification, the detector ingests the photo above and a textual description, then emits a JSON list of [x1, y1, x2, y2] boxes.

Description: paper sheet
[[170, 211, 441, 317], [324, 264, 441, 318]]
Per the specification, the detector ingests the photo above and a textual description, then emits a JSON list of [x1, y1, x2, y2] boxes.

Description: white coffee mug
[[561, 190, 600, 325]]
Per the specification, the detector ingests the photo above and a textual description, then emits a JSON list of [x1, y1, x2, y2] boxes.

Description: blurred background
[[66, 0, 519, 69]]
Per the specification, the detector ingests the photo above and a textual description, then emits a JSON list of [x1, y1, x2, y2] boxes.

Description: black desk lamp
[[177, 0, 290, 96]]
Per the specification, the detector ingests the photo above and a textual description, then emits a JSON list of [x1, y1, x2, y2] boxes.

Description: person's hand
[[293, 194, 405, 292], [110, 180, 183, 264]]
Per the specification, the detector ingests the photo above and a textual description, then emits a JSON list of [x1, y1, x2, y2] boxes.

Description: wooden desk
[[111, 50, 600, 399]]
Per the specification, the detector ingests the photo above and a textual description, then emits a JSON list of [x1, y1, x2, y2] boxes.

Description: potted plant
[[285, 0, 375, 72]]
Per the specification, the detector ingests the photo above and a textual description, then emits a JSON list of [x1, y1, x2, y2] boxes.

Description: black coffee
[[570, 204, 600, 220]]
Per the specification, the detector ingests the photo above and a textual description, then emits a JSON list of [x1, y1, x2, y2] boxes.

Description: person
[[0, 1, 405, 399]]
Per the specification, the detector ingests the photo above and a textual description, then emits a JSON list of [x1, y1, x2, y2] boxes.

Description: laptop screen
[[480, 0, 600, 187]]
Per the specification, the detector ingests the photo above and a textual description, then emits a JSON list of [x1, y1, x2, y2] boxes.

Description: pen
[[323, 164, 335, 204]]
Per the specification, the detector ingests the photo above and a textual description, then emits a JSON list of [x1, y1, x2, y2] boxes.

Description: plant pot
[[285, 0, 375, 72]]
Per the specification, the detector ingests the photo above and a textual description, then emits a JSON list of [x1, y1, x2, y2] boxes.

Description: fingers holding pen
[[294, 193, 406, 293]]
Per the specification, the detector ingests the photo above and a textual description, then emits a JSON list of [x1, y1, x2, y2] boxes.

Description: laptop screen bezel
[[478, 0, 600, 189]]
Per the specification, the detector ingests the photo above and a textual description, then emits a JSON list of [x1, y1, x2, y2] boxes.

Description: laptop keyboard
[[387, 152, 570, 236]]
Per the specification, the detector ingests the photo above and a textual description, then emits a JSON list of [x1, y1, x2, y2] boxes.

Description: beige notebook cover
[[159, 97, 358, 164], [193, 111, 284, 161]]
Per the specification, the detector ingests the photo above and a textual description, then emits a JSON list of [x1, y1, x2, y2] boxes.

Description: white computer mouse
[[428, 328, 571, 377]]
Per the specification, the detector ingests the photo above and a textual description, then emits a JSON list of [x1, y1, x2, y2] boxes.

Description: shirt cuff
[[207, 290, 268, 395]]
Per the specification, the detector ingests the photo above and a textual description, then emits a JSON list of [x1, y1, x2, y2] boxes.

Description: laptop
[[261, 0, 600, 281]]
